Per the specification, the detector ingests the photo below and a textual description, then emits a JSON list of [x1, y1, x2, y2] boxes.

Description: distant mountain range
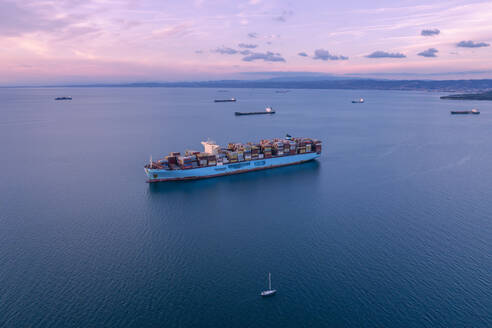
[[31, 77, 492, 92]]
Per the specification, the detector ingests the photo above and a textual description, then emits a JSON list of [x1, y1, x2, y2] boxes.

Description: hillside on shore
[[51, 78, 492, 93], [440, 90, 492, 100]]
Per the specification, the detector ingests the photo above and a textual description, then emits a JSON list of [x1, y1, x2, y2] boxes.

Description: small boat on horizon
[[214, 98, 236, 102], [261, 272, 277, 297], [352, 97, 364, 103], [55, 96, 72, 100], [451, 108, 480, 115], [235, 106, 275, 116]]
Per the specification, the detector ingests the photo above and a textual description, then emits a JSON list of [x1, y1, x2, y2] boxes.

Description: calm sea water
[[0, 87, 491, 328]]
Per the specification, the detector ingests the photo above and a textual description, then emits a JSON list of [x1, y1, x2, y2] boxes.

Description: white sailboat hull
[[261, 289, 277, 297]]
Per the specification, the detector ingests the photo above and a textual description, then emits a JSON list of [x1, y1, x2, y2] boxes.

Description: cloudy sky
[[1, 0, 492, 84]]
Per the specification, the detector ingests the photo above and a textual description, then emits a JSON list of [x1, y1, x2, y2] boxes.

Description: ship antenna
[[150, 155, 152, 166]]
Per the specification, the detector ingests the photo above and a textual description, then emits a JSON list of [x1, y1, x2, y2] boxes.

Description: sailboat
[[261, 273, 277, 297]]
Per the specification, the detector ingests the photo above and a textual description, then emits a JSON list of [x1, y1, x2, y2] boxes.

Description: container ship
[[144, 136, 321, 182], [235, 106, 275, 116], [214, 98, 236, 102], [450, 109, 480, 115]]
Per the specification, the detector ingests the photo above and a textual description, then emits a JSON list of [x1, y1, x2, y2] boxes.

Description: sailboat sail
[[261, 272, 277, 297]]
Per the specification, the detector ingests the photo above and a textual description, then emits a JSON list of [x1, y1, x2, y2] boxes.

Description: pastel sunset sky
[[1, 0, 492, 84]]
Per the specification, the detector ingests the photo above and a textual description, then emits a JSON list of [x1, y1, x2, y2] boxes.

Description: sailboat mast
[[268, 273, 271, 290]]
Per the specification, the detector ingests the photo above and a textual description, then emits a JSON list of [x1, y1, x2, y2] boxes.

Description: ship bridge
[[201, 140, 220, 154]]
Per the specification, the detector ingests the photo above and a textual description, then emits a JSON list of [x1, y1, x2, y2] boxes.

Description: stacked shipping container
[[147, 137, 322, 170]]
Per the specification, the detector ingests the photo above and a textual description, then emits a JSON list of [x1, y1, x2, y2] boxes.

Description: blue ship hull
[[145, 152, 320, 182]]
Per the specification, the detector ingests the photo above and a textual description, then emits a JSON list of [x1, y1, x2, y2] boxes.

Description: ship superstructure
[[144, 136, 321, 182]]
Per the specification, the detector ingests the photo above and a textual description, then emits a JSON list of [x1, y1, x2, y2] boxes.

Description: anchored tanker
[[144, 136, 321, 182]]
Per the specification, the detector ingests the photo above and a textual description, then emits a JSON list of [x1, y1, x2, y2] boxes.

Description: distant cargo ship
[[144, 136, 321, 182], [352, 98, 364, 103], [450, 109, 480, 115], [235, 106, 275, 116], [55, 97, 72, 100], [214, 98, 236, 102]]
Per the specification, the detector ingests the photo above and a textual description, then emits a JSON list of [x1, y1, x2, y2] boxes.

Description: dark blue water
[[1, 88, 491, 327]]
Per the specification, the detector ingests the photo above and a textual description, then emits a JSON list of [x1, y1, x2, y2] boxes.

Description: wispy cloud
[[274, 10, 293, 22], [242, 51, 285, 62], [152, 24, 192, 38], [0, 0, 83, 37], [54, 26, 101, 41], [417, 48, 438, 57], [457, 40, 490, 48], [313, 49, 348, 61], [247, 32, 258, 38], [238, 43, 257, 49], [298, 52, 308, 57], [366, 51, 406, 58], [212, 47, 238, 54], [114, 19, 142, 30], [421, 28, 440, 36]]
